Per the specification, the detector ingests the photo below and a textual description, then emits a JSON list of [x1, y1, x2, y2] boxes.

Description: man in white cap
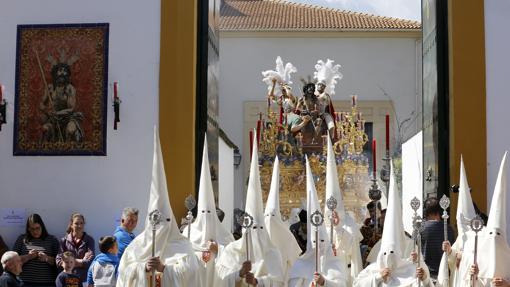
[[183, 134, 234, 286], [461, 152, 510, 287], [116, 129, 201, 287], [324, 135, 363, 285], [288, 156, 348, 287], [439, 156, 478, 287], [354, 162, 433, 287], [264, 156, 302, 285], [216, 132, 285, 286]]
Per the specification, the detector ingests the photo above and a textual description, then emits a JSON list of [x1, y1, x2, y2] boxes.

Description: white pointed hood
[[486, 152, 508, 236], [377, 161, 405, 266], [372, 161, 416, 286], [186, 134, 234, 250], [288, 157, 347, 283], [265, 156, 282, 218], [118, 128, 194, 278], [324, 134, 346, 220], [304, 156, 330, 256], [452, 155, 477, 251], [477, 152, 510, 279], [324, 133, 363, 241], [264, 156, 301, 281], [245, 130, 266, 228], [216, 130, 284, 283], [141, 128, 184, 245]]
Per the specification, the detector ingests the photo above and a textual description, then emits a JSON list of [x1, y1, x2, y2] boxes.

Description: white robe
[[265, 214, 302, 286], [191, 245, 230, 287], [288, 248, 348, 287], [329, 214, 363, 284], [442, 230, 475, 287], [216, 231, 285, 287], [354, 260, 434, 287], [455, 229, 510, 287], [116, 237, 201, 287]]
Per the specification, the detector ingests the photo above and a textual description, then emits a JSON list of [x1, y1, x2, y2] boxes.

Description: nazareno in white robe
[[216, 131, 285, 286], [182, 134, 235, 287], [264, 156, 302, 286], [456, 152, 510, 287], [354, 161, 433, 287], [440, 156, 477, 287], [116, 129, 201, 287], [324, 135, 363, 285], [288, 156, 348, 287]]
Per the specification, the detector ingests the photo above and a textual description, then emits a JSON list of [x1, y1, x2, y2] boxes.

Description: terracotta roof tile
[[221, 0, 421, 31]]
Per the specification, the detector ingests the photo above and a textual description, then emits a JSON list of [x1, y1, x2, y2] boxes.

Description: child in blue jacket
[[86, 236, 119, 287]]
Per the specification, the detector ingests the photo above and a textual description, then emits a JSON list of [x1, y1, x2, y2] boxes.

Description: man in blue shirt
[[113, 207, 139, 260]]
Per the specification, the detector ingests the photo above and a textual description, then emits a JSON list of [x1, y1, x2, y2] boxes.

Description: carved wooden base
[[260, 156, 370, 224]]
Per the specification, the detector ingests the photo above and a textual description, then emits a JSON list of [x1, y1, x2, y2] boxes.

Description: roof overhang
[[220, 29, 422, 38]]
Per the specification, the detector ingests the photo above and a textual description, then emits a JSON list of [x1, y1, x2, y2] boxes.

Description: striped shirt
[[13, 234, 60, 285]]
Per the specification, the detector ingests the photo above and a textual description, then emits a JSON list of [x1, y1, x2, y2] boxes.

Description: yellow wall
[[448, 0, 487, 221], [160, 0, 197, 221]]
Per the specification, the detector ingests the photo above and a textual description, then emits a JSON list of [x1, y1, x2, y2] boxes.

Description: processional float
[[255, 56, 386, 224]]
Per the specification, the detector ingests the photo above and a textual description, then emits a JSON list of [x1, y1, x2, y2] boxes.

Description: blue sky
[[287, 0, 421, 22]]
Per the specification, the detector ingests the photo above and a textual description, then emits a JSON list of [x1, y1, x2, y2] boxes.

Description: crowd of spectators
[[0, 207, 138, 287]]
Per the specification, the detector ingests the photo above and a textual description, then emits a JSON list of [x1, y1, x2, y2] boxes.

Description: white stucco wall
[[218, 137, 234, 231], [0, 0, 160, 247], [485, 0, 510, 227], [219, 33, 421, 209]]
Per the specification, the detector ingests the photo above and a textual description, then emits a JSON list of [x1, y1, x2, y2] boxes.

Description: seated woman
[[12, 213, 60, 287], [56, 213, 95, 285]]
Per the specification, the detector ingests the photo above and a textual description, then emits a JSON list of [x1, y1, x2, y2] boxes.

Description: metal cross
[[239, 212, 254, 261], [148, 209, 162, 287], [326, 196, 338, 254], [440, 195, 450, 241], [310, 210, 325, 278], [470, 215, 484, 287], [184, 194, 196, 240]]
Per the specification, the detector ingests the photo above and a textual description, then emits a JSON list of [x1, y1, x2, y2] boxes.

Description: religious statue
[[268, 78, 297, 114], [315, 81, 335, 139], [313, 59, 342, 140], [294, 83, 323, 149], [38, 49, 84, 143]]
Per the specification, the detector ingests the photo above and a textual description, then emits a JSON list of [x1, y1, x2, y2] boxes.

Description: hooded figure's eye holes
[[384, 252, 387, 255], [390, 251, 394, 254], [207, 210, 211, 213], [201, 210, 205, 213], [490, 232, 493, 235], [497, 232, 501, 235]]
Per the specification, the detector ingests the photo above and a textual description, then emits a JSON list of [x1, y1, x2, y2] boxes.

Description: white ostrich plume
[[314, 59, 343, 95], [262, 56, 297, 91]]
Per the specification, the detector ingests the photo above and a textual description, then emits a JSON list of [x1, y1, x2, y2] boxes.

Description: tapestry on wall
[[13, 23, 109, 155]]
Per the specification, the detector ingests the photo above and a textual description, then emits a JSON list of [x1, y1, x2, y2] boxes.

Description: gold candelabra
[[333, 95, 369, 156], [254, 95, 371, 223], [259, 95, 368, 158]]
